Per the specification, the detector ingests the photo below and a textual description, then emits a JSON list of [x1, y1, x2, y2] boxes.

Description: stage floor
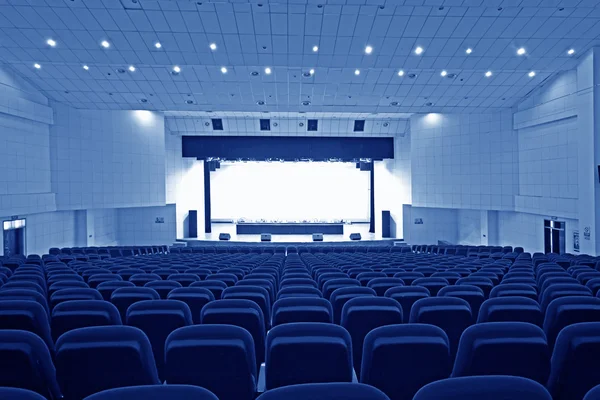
[[180, 223, 381, 243]]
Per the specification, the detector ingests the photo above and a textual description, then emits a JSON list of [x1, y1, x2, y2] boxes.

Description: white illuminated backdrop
[[211, 162, 370, 222]]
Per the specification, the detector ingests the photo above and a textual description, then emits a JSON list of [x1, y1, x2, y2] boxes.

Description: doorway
[[544, 219, 565, 255], [3, 219, 26, 257]]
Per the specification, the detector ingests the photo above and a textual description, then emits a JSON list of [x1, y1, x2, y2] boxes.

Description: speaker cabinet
[[219, 233, 231, 241], [382, 210, 391, 238], [312, 233, 324, 242], [188, 210, 197, 238], [350, 233, 362, 241], [261, 233, 272, 242]]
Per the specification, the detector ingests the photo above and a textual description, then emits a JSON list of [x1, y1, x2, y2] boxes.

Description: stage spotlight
[[219, 233, 231, 241]]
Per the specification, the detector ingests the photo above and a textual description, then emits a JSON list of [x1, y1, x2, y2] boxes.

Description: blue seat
[[0, 289, 49, 315], [361, 324, 451, 400], [256, 383, 391, 400], [83, 385, 218, 400], [110, 287, 160, 321], [88, 274, 122, 289], [393, 272, 425, 285], [412, 277, 449, 296], [367, 278, 405, 297], [50, 288, 102, 308], [167, 287, 214, 324], [277, 286, 322, 300], [330, 286, 376, 324], [167, 273, 201, 287], [222, 285, 271, 328], [48, 280, 90, 297], [456, 277, 494, 298], [128, 273, 161, 287], [0, 387, 47, 400], [585, 385, 600, 400], [206, 273, 238, 286], [384, 286, 430, 323], [453, 322, 550, 384], [201, 299, 265, 369], [413, 376, 551, 400], [438, 285, 485, 322], [0, 330, 61, 399], [548, 322, 600, 400], [165, 325, 256, 400], [409, 297, 472, 359], [190, 280, 228, 299], [144, 280, 182, 299], [51, 300, 122, 342], [96, 281, 135, 301], [478, 296, 543, 326], [272, 297, 332, 326], [0, 300, 54, 351], [55, 326, 160, 399], [237, 279, 276, 304], [265, 322, 353, 390], [322, 278, 361, 300], [341, 297, 403, 377], [356, 272, 387, 287], [280, 278, 318, 289], [318, 273, 349, 290], [540, 284, 592, 311], [431, 272, 461, 285], [544, 296, 600, 349], [490, 283, 538, 300]]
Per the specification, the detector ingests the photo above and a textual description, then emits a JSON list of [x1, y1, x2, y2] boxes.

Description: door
[[3, 219, 26, 256], [544, 219, 565, 255]]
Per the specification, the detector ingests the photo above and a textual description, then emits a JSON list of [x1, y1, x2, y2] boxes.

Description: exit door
[[3, 219, 26, 257], [544, 219, 565, 255]]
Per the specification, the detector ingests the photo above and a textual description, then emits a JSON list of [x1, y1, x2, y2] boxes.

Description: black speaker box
[[312, 233, 324, 242], [382, 210, 391, 238], [261, 233, 272, 242], [219, 233, 231, 241], [188, 210, 197, 238], [350, 233, 362, 241]]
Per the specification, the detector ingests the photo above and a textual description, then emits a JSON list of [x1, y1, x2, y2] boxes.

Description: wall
[[86, 209, 117, 247], [116, 205, 176, 246], [50, 105, 166, 210], [402, 205, 458, 245]]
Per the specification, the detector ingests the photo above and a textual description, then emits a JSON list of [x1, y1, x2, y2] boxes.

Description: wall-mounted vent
[[211, 118, 223, 131], [354, 120, 365, 132], [307, 119, 318, 131], [260, 119, 271, 131]]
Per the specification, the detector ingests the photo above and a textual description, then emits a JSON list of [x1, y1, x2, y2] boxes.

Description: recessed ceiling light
[[47, 39, 56, 47], [354, 69, 360, 75], [568, 49, 575, 55], [415, 46, 424, 55], [312, 45, 319, 52], [83, 65, 89, 70], [441, 70, 447, 77], [398, 70, 405, 76], [485, 71, 492, 77], [309, 68, 315, 75], [101, 40, 110, 49], [128, 65, 136, 72], [528, 71, 536, 77], [221, 67, 228, 74], [210, 43, 217, 51], [466, 48, 472, 54], [517, 47, 526, 55], [34, 63, 41, 69], [365, 45, 373, 54], [173, 65, 181, 73], [154, 42, 162, 49], [265, 67, 272, 75]]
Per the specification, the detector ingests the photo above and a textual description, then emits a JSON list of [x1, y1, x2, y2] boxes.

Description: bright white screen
[[211, 162, 369, 222]]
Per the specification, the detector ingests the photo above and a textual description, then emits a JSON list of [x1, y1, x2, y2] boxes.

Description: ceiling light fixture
[[101, 40, 110, 48], [83, 65, 89, 70], [265, 67, 272, 75], [154, 42, 162, 49], [441, 70, 447, 77], [365, 45, 373, 54], [398, 70, 405, 76], [528, 71, 536, 77], [173, 65, 181, 73], [128, 65, 136, 72], [309, 68, 315, 75], [354, 69, 360, 75], [221, 67, 228, 74], [415, 46, 424, 55], [47, 39, 56, 47], [485, 71, 492, 77], [466, 48, 472, 54], [568, 49, 575, 55], [210, 43, 217, 51], [517, 47, 526, 55], [34, 63, 41, 69], [313, 45, 319, 52]]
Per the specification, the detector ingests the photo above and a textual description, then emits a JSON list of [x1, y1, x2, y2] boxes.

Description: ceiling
[[1, 0, 598, 114]]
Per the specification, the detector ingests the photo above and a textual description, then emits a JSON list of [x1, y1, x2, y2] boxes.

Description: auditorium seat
[[190, 280, 228, 299], [96, 281, 135, 301], [0, 300, 54, 351], [272, 297, 333, 326], [490, 283, 538, 300], [478, 296, 543, 326], [55, 326, 160, 399], [206, 273, 238, 286], [110, 287, 160, 321], [165, 325, 256, 400], [322, 278, 361, 300], [456, 277, 494, 298], [356, 272, 387, 287], [277, 286, 322, 300], [431, 272, 461, 285], [222, 285, 271, 328], [413, 376, 551, 400], [452, 322, 550, 384], [265, 322, 353, 389], [412, 277, 449, 296], [384, 286, 430, 323], [167, 273, 201, 287], [48, 280, 90, 297], [547, 322, 600, 400], [280, 278, 318, 289], [144, 280, 182, 299], [153, 269, 177, 280], [409, 297, 472, 358], [201, 299, 266, 369], [129, 273, 161, 287], [126, 300, 192, 380], [0, 289, 49, 315], [51, 300, 121, 342], [83, 385, 219, 400], [585, 385, 600, 400], [438, 285, 485, 322], [50, 288, 103, 309], [341, 297, 403, 377], [360, 324, 451, 400], [543, 296, 600, 349], [318, 272, 349, 290], [330, 286, 376, 324], [88, 274, 122, 289], [0, 387, 48, 400], [367, 278, 405, 297], [238, 279, 276, 304], [256, 383, 391, 400], [540, 284, 593, 311], [166, 287, 214, 324]]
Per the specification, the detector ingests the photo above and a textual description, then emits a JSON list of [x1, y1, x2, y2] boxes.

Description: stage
[[236, 222, 344, 235], [179, 222, 383, 244]]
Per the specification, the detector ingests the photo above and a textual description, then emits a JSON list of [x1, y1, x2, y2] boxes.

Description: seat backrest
[[129, 273, 161, 287], [543, 296, 600, 349], [366, 278, 405, 297], [84, 384, 219, 400], [0, 299, 53, 350], [277, 286, 322, 300], [190, 280, 228, 299], [50, 288, 103, 308], [330, 286, 377, 324], [110, 287, 160, 321], [222, 285, 271, 327], [144, 280, 183, 299], [167, 287, 215, 324], [51, 299, 122, 342], [96, 281, 135, 300], [55, 325, 160, 399], [412, 277, 449, 296], [255, 383, 391, 400], [272, 297, 333, 326], [322, 278, 361, 299], [167, 273, 201, 287], [478, 296, 543, 326], [540, 284, 593, 311], [490, 283, 538, 300], [383, 285, 430, 323], [165, 325, 256, 400]]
